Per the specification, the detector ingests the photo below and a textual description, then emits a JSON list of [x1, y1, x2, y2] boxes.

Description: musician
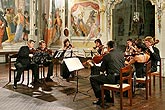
[[93, 39, 104, 55], [126, 42, 150, 78], [60, 38, 75, 81], [90, 41, 125, 105], [125, 38, 137, 61], [63, 38, 73, 50], [36, 40, 54, 82], [144, 36, 161, 72], [85, 39, 104, 75], [14, 40, 39, 89]]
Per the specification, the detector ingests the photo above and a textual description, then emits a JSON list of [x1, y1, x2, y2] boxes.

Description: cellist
[[144, 36, 161, 72]]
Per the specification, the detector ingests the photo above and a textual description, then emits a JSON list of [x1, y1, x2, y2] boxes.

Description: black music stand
[[63, 57, 91, 101], [52, 50, 65, 86], [83, 49, 98, 58], [64, 49, 78, 58]]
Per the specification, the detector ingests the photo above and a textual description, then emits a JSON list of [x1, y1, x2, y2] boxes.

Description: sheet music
[[83, 49, 98, 58], [64, 49, 78, 58], [63, 57, 84, 72], [53, 50, 64, 58]]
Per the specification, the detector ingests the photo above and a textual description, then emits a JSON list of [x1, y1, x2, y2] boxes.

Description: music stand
[[83, 49, 98, 58], [52, 50, 65, 86], [64, 49, 78, 58], [63, 57, 91, 101]]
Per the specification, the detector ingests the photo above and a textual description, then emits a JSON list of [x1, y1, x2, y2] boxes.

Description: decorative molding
[[149, 0, 156, 5]]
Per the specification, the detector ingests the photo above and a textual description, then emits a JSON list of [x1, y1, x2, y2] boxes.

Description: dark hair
[[63, 38, 70, 47], [127, 38, 133, 42], [107, 41, 115, 48], [136, 42, 147, 52], [94, 39, 102, 45], [39, 40, 45, 45], [28, 39, 36, 43]]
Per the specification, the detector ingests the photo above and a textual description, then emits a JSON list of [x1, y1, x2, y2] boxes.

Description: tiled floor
[[0, 63, 165, 110]]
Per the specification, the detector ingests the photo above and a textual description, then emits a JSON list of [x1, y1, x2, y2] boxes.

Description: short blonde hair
[[144, 36, 154, 44]]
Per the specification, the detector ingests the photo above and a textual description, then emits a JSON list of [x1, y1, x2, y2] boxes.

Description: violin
[[92, 54, 104, 64]]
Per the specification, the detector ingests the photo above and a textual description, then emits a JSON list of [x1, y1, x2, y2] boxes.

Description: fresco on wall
[[71, 2, 100, 42]]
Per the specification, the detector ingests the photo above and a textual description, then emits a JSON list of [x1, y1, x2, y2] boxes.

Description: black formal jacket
[[100, 49, 125, 76], [148, 46, 161, 72], [16, 46, 31, 66]]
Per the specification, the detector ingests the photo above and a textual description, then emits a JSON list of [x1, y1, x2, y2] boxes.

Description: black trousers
[[90, 74, 117, 99], [43, 62, 54, 78], [15, 62, 39, 82], [60, 62, 73, 79]]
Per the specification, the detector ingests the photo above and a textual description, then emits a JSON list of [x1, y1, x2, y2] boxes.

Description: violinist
[[85, 39, 104, 75], [125, 38, 137, 61], [60, 38, 75, 82], [126, 42, 150, 78], [93, 39, 104, 55], [125, 41, 150, 90], [144, 36, 161, 72], [63, 38, 73, 50], [14, 40, 39, 89], [36, 40, 54, 82], [90, 41, 125, 105]]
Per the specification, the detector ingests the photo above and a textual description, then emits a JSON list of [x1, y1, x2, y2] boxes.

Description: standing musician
[[14, 40, 39, 89], [36, 40, 54, 82], [144, 36, 160, 72], [90, 41, 125, 105]]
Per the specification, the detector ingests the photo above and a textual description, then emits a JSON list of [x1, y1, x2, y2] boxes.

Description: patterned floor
[[0, 63, 165, 110]]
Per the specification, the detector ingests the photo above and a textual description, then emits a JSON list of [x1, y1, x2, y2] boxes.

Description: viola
[[92, 52, 108, 64], [92, 55, 104, 64]]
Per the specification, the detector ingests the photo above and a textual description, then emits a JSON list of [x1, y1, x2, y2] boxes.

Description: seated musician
[[93, 39, 104, 55], [86, 39, 105, 75], [125, 38, 137, 61], [36, 40, 54, 82], [60, 38, 75, 82], [90, 41, 125, 105], [125, 41, 150, 88], [144, 36, 161, 72], [14, 40, 39, 89]]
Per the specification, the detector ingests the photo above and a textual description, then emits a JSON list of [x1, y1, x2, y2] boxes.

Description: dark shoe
[[13, 81, 17, 89], [13, 85, 17, 89], [45, 77, 54, 82], [93, 98, 101, 105], [35, 79, 42, 84]]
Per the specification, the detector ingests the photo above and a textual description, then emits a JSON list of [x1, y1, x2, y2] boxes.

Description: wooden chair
[[135, 61, 151, 100], [150, 59, 162, 90], [9, 53, 30, 86], [101, 65, 133, 110]]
